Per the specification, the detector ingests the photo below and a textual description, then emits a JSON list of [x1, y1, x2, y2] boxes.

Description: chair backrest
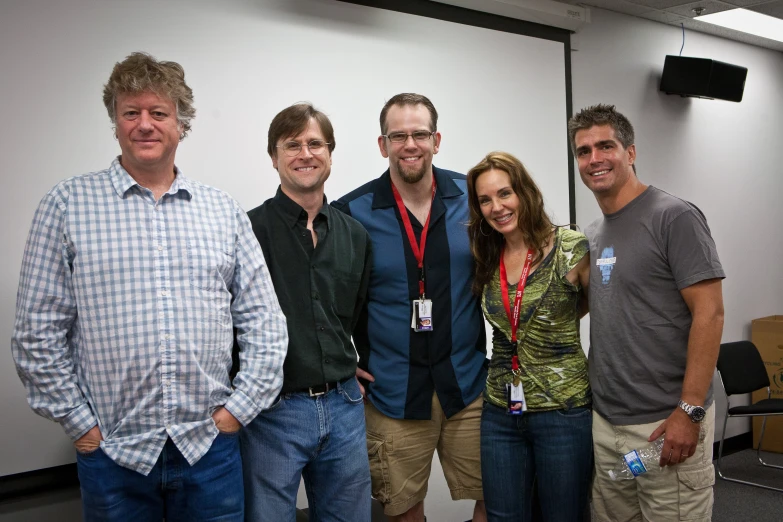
[[716, 341, 770, 396]]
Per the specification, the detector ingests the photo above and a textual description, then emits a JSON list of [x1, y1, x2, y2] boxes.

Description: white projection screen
[[0, 0, 574, 502]]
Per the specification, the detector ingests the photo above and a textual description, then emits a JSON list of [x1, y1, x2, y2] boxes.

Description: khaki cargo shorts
[[592, 404, 716, 522], [364, 393, 483, 516]]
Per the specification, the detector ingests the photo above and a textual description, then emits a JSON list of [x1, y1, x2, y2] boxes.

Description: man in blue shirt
[[333, 93, 487, 522], [11, 52, 288, 522]]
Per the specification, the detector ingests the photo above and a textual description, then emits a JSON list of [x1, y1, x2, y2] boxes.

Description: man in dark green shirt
[[239, 103, 373, 521]]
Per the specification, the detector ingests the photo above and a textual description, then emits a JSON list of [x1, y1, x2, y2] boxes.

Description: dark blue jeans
[[76, 433, 243, 522], [480, 401, 593, 522], [240, 377, 371, 522]]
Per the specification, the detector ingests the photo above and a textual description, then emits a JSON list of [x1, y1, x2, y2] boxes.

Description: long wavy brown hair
[[467, 151, 553, 296]]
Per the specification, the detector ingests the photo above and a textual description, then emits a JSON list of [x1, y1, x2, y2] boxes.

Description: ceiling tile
[[639, 10, 689, 22], [748, 1, 783, 16], [626, 0, 696, 10], [664, 0, 736, 17], [564, 0, 653, 15], [718, 0, 779, 7]]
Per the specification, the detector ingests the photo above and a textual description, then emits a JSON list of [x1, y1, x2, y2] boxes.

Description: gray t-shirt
[[585, 186, 725, 425]]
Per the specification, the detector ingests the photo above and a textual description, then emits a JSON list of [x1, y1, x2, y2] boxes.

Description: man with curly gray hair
[[12, 52, 288, 521]]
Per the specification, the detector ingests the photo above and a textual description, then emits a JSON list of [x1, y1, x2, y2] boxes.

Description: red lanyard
[[499, 247, 534, 343], [391, 176, 437, 298]]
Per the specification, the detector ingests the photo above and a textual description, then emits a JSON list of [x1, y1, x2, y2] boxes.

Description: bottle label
[[623, 450, 648, 477]]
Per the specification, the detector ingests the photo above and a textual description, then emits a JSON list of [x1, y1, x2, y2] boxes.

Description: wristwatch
[[678, 400, 707, 423]]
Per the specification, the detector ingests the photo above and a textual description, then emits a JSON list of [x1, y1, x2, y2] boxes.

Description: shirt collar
[[371, 165, 464, 210], [273, 186, 330, 230], [108, 156, 193, 200]]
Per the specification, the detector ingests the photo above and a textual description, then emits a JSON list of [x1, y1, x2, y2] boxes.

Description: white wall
[[571, 8, 783, 440]]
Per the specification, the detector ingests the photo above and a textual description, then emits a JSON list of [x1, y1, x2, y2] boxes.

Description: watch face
[[691, 406, 707, 423]]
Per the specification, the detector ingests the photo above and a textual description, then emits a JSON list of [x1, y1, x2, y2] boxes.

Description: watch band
[[678, 400, 706, 423]]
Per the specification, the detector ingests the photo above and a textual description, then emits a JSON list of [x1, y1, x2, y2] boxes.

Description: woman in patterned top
[[467, 151, 592, 521]]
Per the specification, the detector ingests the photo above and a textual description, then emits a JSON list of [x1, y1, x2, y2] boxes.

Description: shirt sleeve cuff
[[60, 403, 98, 441], [223, 389, 260, 427]]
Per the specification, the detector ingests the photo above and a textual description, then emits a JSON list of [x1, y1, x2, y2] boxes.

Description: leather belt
[[302, 381, 339, 397]]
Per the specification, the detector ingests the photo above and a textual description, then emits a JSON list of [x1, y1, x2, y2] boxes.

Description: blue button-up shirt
[[12, 158, 288, 475]]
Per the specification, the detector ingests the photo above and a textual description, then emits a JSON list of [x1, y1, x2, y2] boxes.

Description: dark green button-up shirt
[[246, 187, 372, 393]]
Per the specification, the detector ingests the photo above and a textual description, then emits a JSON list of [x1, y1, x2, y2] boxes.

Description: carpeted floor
[[3, 449, 782, 521], [712, 449, 783, 522]]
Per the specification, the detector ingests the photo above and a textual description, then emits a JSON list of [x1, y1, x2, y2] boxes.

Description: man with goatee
[[334, 94, 487, 522]]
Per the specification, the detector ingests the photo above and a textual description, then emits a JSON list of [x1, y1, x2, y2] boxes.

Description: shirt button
[[163, 380, 170, 387], [161, 290, 168, 296], [325, 358, 331, 364], [313, 293, 319, 300], [164, 334, 171, 340], [158, 245, 164, 251], [319, 326, 325, 332]]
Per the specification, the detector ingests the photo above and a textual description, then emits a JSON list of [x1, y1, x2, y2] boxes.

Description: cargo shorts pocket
[[366, 431, 392, 503], [677, 465, 715, 521]]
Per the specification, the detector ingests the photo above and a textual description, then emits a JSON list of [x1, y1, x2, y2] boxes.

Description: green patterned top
[[482, 227, 591, 411]]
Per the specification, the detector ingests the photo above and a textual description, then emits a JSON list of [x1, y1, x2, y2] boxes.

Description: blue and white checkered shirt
[[12, 158, 288, 475]]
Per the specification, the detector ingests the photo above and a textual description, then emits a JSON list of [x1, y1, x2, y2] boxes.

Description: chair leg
[[716, 409, 729, 479], [757, 416, 783, 470], [716, 413, 783, 493]]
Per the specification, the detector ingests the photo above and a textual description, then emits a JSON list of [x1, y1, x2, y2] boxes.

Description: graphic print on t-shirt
[[596, 246, 616, 285]]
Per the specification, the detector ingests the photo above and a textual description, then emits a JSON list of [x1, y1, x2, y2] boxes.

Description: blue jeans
[[240, 377, 372, 522], [76, 433, 243, 522], [480, 401, 593, 522]]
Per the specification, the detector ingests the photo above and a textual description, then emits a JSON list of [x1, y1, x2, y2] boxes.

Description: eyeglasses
[[382, 130, 435, 143], [277, 140, 331, 157]]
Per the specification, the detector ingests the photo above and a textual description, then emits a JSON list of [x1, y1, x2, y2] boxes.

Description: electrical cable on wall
[[680, 23, 685, 56]]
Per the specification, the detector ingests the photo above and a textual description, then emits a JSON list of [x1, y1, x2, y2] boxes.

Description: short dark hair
[[379, 93, 438, 135], [567, 104, 635, 154], [267, 103, 336, 158]]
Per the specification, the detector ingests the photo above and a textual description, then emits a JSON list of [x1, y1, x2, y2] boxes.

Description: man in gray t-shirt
[[569, 104, 725, 522]]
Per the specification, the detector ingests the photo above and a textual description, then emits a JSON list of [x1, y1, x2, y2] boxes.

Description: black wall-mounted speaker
[[660, 55, 748, 102]]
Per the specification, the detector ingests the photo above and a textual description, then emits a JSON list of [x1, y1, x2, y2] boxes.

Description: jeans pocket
[[677, 465, 715, 521], [555, 405, 592, 418], [340, 378, 364, 405], [366, 431, 392, 503], [262, 394, 285, 412]]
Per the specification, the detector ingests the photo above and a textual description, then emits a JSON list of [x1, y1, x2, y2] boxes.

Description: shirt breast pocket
[[187, 238, 234, 292], [333, 269, 361, 318]]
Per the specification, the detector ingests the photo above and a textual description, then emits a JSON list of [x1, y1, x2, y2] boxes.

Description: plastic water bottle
[[608, 438, 665, 480]]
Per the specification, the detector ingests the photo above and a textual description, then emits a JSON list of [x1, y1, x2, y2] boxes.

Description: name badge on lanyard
[[392, 177, 437, 333], [500, 246, 534, 415], [506, 355, 527, 414]]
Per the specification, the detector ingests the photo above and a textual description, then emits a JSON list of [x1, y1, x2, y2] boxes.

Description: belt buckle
[[308, 385, 327, 397]]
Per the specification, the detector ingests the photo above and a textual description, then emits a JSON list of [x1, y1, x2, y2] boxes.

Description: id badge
[[412, 299, 433, 332], [506, 381, 527, 415]]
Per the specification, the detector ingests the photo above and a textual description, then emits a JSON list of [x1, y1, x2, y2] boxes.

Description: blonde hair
[[102, 52, 196, 140]]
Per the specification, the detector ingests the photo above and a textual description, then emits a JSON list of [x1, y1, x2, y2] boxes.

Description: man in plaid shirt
[[11, 52, 288, 521]]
